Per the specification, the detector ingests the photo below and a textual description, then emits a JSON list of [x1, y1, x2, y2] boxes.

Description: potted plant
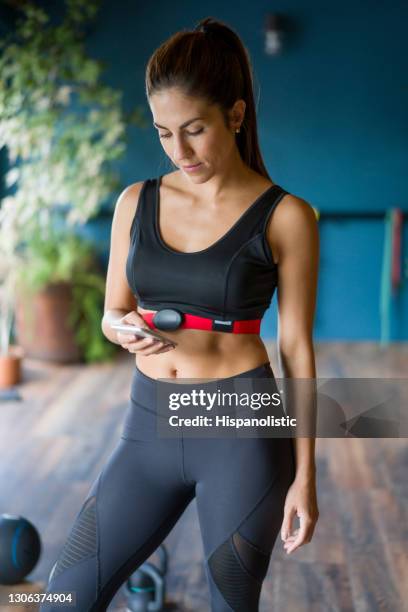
[[0, 245, 24, 387], [15, 225, 118, 363], [0, 0, 144, 374]]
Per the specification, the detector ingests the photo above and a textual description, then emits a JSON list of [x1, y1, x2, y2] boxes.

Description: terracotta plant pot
[[14, 282, 82, 364], [0, 345, 24, 388]]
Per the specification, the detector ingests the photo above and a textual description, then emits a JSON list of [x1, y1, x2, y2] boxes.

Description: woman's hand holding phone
[[113, 311, 176, 356]]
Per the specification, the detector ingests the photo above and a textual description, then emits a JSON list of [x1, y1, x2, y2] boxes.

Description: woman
[[42, 17, 319, 612]]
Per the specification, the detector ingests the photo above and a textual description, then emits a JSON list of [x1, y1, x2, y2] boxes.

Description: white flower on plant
[[36, 97, 51, 112], [55, 86, 72, 105]]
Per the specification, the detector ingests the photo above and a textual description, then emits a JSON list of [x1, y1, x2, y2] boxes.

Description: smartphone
[[110, 323, 177, 347]]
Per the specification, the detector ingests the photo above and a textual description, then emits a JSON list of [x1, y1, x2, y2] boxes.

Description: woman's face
[[149, 87, 244, 183]]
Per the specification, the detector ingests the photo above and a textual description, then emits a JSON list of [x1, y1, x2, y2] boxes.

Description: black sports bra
[[126, 176, 289, 321]]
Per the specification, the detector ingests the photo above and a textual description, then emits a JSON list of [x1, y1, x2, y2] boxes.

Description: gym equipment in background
[[0, 514, 41, 584], [123, 544, 168, 612], [380, 207, 404, 344]]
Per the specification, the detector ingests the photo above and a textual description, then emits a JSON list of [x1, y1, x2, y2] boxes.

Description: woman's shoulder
[[118, 180, 146, 201], [265, 190, 318, 264], [114, 172, 180, 220], [114, 178, 156, 222], [273, 192, 316, 226]]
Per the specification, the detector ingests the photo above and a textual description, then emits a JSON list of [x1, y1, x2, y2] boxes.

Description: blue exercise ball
[[0, 514, 42, 584]]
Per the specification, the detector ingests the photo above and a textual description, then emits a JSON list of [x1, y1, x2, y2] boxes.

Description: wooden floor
[[0, 342, 406, 611]]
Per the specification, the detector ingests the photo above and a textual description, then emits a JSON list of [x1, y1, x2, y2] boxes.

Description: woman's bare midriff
[[135, 306, 270, 380]]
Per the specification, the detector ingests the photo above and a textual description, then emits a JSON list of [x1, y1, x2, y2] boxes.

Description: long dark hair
[[145, 17, 270, 179]]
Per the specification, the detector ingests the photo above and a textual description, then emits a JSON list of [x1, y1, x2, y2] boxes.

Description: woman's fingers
[[117, 331, 175, 356], [118, 311, 148, 328], [129, 337, 157, 352], [131, 338, 175, 356], [117, 332, 145, 346], [154, 344, 175, 354], [281, 506, 297, 541], [284, 519, 313, 553], [138, 341, 166, 355], [119, 335, 152, 351], [283, 528, 300, 542]]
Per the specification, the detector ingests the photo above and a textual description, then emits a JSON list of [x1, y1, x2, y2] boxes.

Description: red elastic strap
[[141, 312, 261, 334]]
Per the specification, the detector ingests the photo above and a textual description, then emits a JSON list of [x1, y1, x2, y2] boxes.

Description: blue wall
[[86, 0, 408, 341], [5, 0, 408, 340]]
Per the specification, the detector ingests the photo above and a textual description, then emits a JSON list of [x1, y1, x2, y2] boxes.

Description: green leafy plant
[[17, 226, 117, 362], [0, 0, 144, 360]]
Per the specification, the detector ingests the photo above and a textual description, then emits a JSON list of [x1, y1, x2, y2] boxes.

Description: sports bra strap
[[129, 179, 155, 240]]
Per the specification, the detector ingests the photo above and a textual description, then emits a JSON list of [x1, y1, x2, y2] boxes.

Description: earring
[[235, 127, 241, 134]]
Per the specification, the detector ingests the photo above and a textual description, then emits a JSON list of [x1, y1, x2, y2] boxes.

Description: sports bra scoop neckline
[[154, 175, 278, 257]]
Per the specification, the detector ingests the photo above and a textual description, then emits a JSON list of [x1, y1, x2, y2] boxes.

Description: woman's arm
[[266, 192, 319, 553], [101, 182, 172, 356], [101, 182, 145, 344]]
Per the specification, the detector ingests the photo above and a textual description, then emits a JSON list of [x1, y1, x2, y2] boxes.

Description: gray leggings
[[40, 362, 296, 611]]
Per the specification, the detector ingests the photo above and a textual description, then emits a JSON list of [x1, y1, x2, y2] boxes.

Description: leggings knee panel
[[208, 530, 271, 612], [51, 496, 98, 582], [232, 531, 270, 583]]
